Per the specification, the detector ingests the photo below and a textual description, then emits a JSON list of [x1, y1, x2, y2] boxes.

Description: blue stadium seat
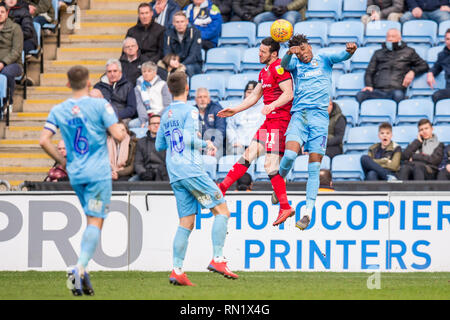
[[409, 44, 429, 61], [392, 125, 417, 149], [305, 0, 343, 20], [219, 99, 240, 109], [241, 47, 264, 72], [225, 73, 259, 99], [130, 127, 148, 139], [331, 70, 344, 99], [331, 154, 365, 181], [189, 74, 226, 100], [294, 21, 328, 47], [217, 155, 254, 181], [438, 20, 450, 44], [427, 45, 444, 66], [204, 47, 242, 73], [256, 21, 274, 43], [433, 125, 450, 145], [409, 73, 445, 98], [0, 74, 7, 109], [395, 99, 434, 125], [358, 99, 397, 125], [202, 155, 218, 181], [42, 0, 60, 47], [328, 21, 365, 46], [349, 46, 379, 72], [254, 156, 269, 181], [342, 0, 367, 19], [365, 20, 401, 45], [335, 72, 365, 98], [218, 21, 256, 47], [290, 155, 331, 181], [434, 99, 450, 125], [317, 46, 349, 71], [335, 99, 359, 126], [344, 125, 379, 153], [402, 20, 438, 46]]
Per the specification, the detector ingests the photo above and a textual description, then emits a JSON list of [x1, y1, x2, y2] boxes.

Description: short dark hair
[[379, 122, 392, 132], [261, 37, 280, 55], [138, 2, 151, 11], [167, 72, 187, 96], [446, 28, 450, 35], [149, 114, 161, 121], [244, 80, 258, 93], [67, 65, 89, 90], [319, 169, 332, 188], [288, 34, 309, 47], [237, 173, 252, 191], [418, 118, 432, 127]]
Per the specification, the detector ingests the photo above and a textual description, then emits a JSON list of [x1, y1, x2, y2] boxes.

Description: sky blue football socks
[[77, 224, 101, 269], [212, 214, 229, 258], [173, 225, 192, 269], [306, 162, 321, 215]]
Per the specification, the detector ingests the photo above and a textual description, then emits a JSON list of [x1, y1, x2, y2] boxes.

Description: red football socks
[[219, 162, 249, 195], [270, 174, 290, 210]]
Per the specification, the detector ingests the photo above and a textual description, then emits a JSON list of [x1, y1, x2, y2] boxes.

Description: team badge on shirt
[[311, 59, 319, 67], [168, 110, 173, 118], [275, 65, 284, 75], [71, 105, 80, 115]]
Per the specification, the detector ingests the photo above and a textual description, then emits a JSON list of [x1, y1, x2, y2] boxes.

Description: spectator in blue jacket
[[195, 87, 226, 158], [400, 0, 450, 24], [184, 0, 222, 51], [163, 10, 203, 77], [427, 28, 450, 103], [151, 0, 180, 28]]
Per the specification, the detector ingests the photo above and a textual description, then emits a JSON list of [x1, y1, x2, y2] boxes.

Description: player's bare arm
[[108, 122, 127, 142], [39, 129, 66, 168], [346, 42, 357, 55], [262, 79, 293, 115], [217, 82, 263, 118]]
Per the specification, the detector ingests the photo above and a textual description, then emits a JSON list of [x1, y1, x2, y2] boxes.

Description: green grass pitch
[[0, 271, 449, 300]]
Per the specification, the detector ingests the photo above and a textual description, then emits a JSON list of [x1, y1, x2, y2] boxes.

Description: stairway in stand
[[0, 0, 141, 189]]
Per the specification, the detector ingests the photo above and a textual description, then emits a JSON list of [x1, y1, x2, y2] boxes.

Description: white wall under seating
[[0, 191, 449, 272]]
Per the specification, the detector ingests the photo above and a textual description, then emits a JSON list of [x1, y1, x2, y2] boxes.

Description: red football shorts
[[253, 118, 290, 155]]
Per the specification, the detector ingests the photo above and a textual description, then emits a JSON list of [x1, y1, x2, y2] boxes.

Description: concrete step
[[90, 0, 142, 10], [57, 47, 122, 60], [9, 112, 49, 122], [44, 60, 107, 74], [82, 9, 137, 22], [74, 22, 135, 35], [4, 126, 62, 139], [0, 153, 53, 167], [23, 98, 65, 112], [61, 34, 125, 44], [0, 139, 57, 152], [40, 72, 102, 86], [26, 87, 72, 99], [0, 173, 48, 183]]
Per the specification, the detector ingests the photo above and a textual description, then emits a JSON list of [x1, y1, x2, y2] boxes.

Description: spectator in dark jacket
[[163, 11, 202, 77], [26, 0, 54, 26], [5, 0, 37, 55], [361, 0, 404, 24], [152, 0, 180, 27], [212, 0, 232, 22], [195, 87, 226, 159], [132, 114, 169, 181], [126, 3, 165, 63], [401, 0, 450, 24], [93, 58, 138, 124], [230, 0, 265, 21], [398, 119, 444, 180], [326, 100, 346, 159], [253, 0, 306, 26], [356, 29, 429, 104], [120, 37, 168, 86], [437, 144, 450, 180], [427, 28, 450, 103], [360, 122, 402, 181]]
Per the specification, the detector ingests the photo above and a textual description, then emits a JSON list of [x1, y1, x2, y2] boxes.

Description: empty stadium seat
[[331, 153, 365, 181], [365, 20, 401, 44], [290, 155, 331, 181], [217, 155, 255, 181], [438, 20, 450, 44], [305, 0, 343, 20], [129, 127, 148, 139], [317, 46, 349, 71], [335, 99, 359, 126], [335, 72, 365, 98], [434, 99, 450, 125], [395, 99, 434, 125], [359, 99, 397, 125], [392, 125, 417, 149], [218, 21, 256, 47], [225, 73, 259, 99], [256, 21, 274, 43], [254, 156, 269, 181], [241, 47, 264, 73], [202, 155, 218, 181], [341, 0, 367, 19], [204, 47, 242, 73], [294, 21, 328, 47], [344, 125, 379, 153], [189, 74, 226, 100], [409, 73, 445, 98], [427, 45, 444, 66], [402, 20, 438, 46], [349, 46, 379, 72], [409, 44, 429, 61], [434, 125, 450, 145], [328, 21, 365, 46]]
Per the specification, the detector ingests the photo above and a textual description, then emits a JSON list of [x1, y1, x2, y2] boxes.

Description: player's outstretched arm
[[39, 129, 66, 168], [217, 83, 264, 118], [328, 42, 357, 64]]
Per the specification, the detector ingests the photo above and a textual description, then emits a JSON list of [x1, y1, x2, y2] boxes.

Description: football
[[270, 19, 293, 43]]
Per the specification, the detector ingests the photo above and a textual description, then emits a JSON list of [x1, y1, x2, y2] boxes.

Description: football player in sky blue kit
[[39, 66, 125, 296], [155, 72, 238, 286], [277, 34, 357, 230]]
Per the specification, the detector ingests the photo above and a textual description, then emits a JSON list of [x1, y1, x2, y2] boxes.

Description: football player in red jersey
[[217, 37, 295, 226]]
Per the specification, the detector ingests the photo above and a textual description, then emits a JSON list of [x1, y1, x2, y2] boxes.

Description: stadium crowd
[[0, 0, 449, 184]]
